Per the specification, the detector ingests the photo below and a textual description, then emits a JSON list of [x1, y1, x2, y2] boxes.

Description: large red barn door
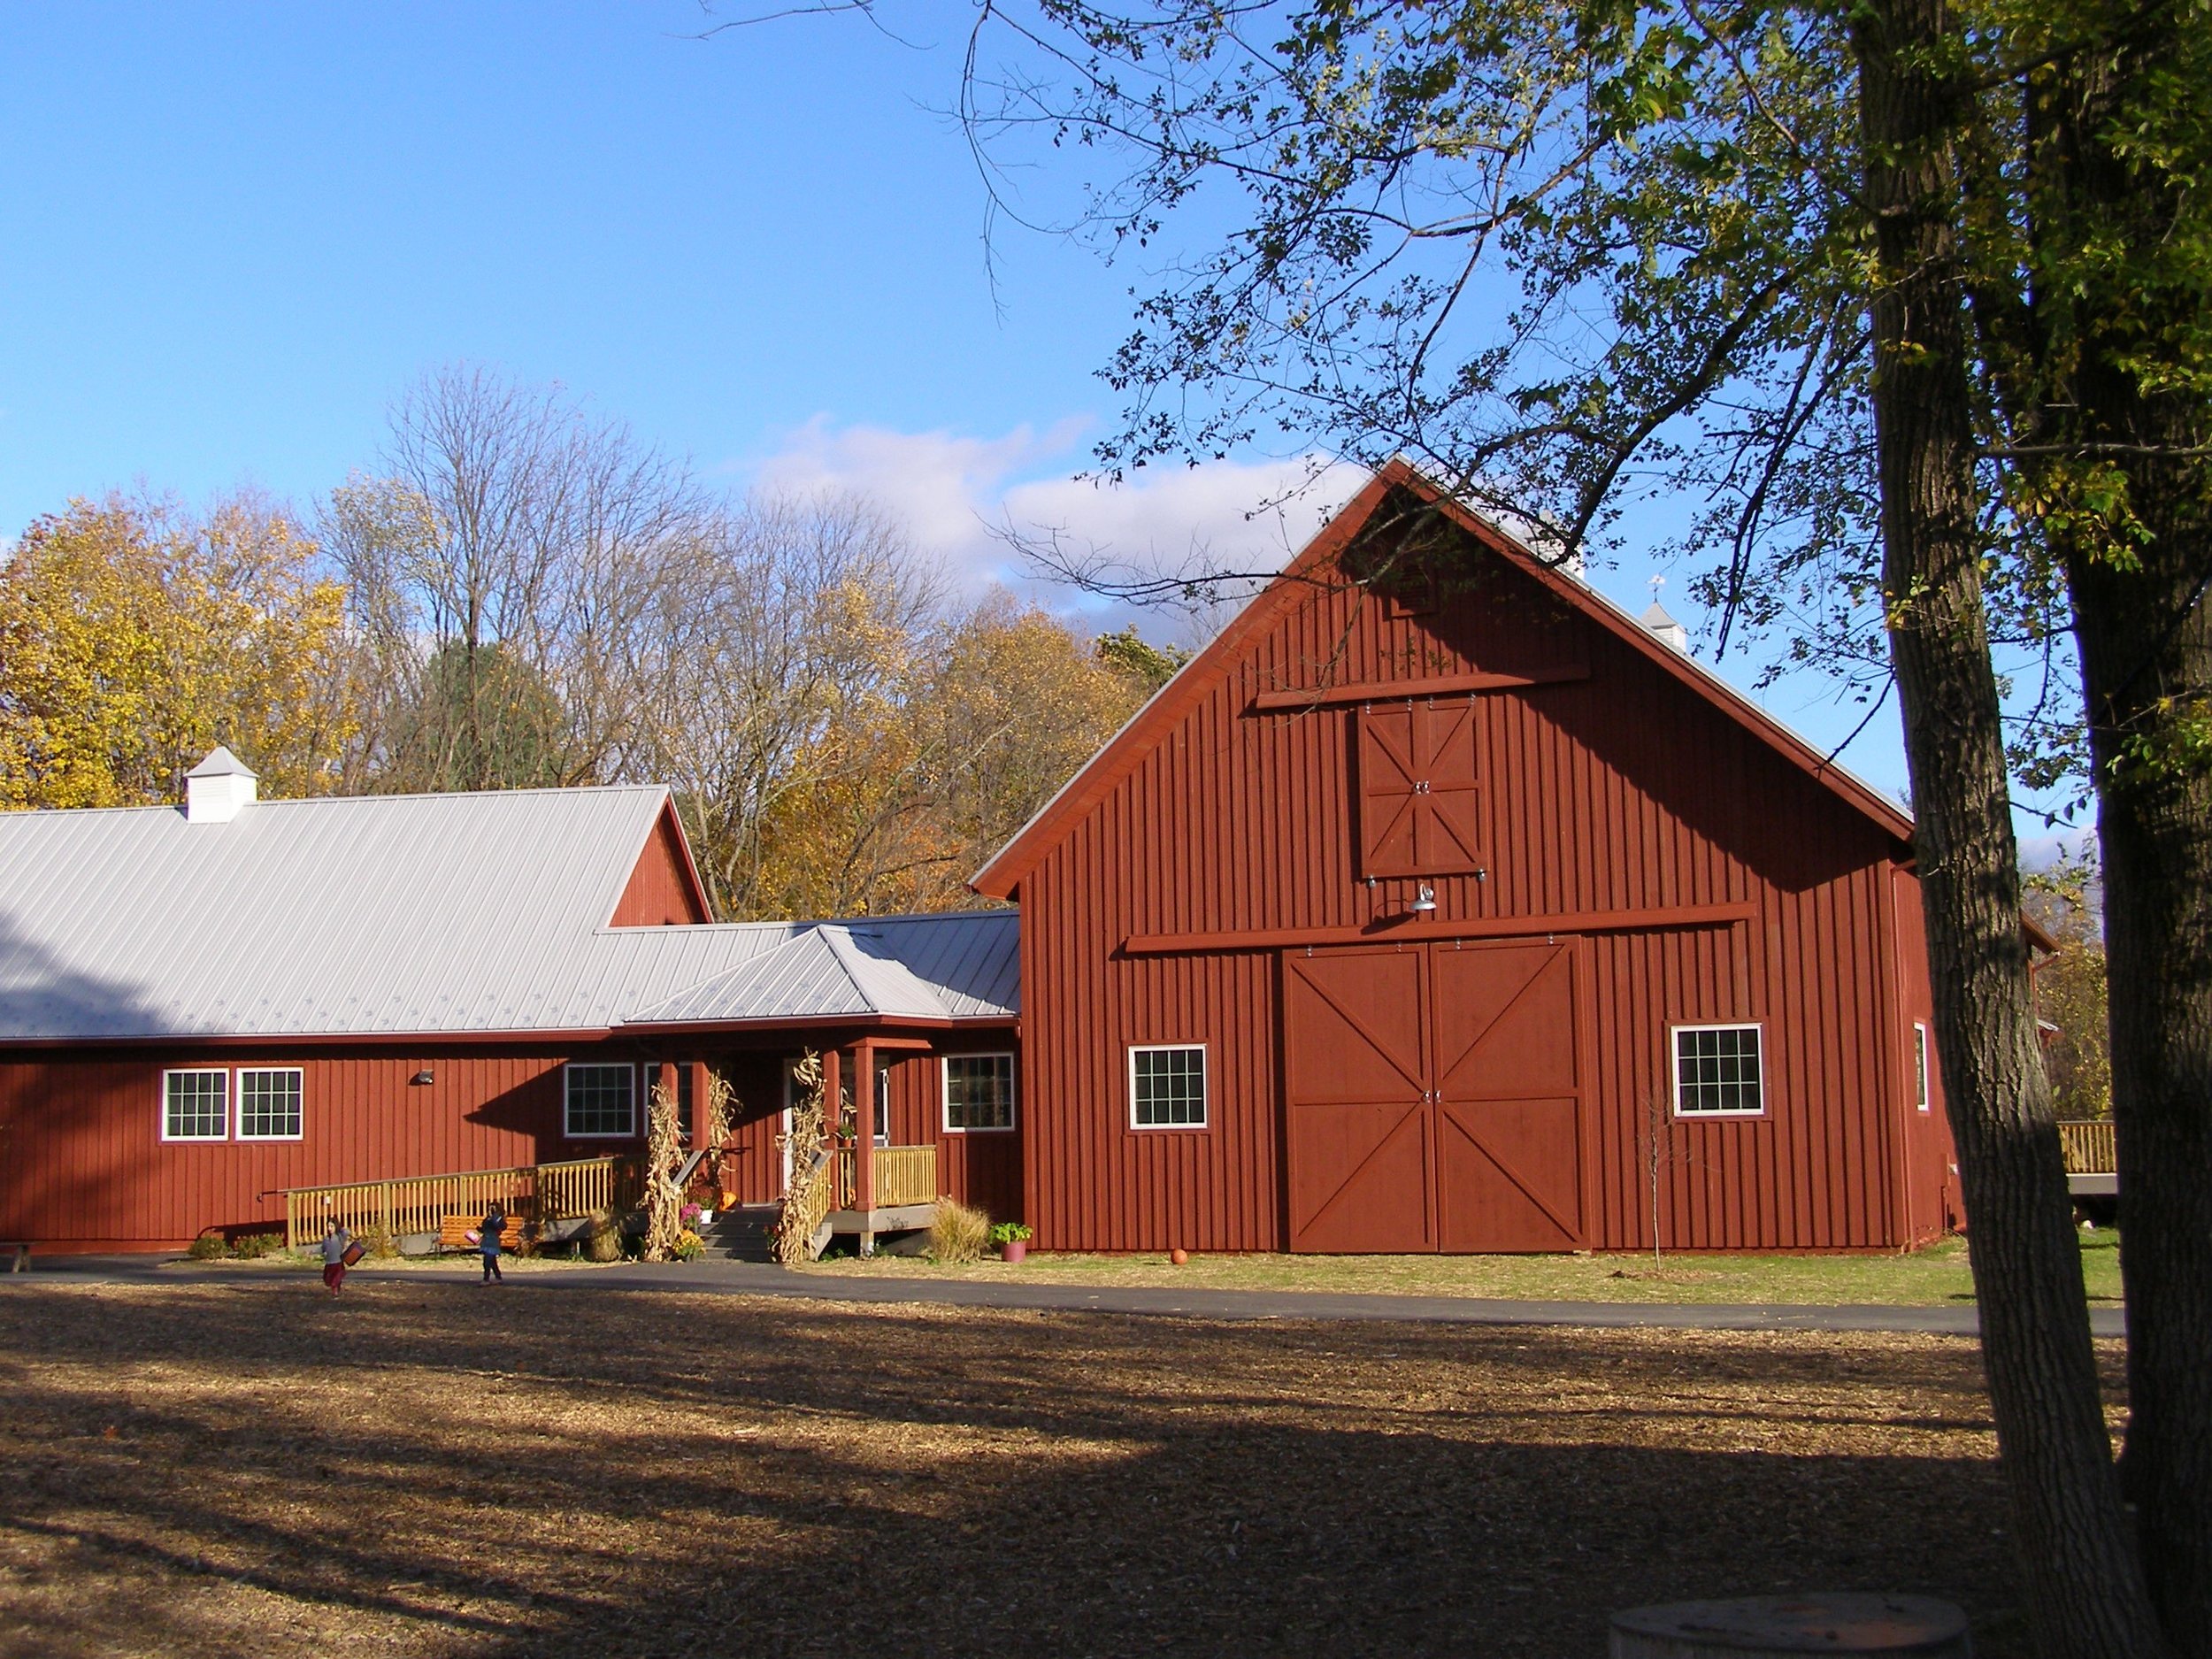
[[1431, 941, 1586, 1250], [1282, 948, 1433, 1251], [1282, 940, 1586, 1252]]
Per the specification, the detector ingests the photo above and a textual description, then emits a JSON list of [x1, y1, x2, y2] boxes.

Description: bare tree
[[323, 365, 711, 792]]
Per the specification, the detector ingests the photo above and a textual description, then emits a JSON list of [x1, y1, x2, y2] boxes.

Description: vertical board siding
[[609, 809, 710, 926], [0, 1046, 636, 1248], [1019, 539, 1919, 1254], [0, 1029, 1025, 1248]]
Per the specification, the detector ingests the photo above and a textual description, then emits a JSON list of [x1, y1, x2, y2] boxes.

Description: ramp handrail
[[280, 1155, 644, 1248]]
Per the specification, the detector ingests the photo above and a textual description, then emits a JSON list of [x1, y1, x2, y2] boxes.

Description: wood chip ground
[[0, 1282, 2120, 1656]]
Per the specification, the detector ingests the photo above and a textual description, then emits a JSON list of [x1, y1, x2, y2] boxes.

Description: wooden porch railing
[[281, 1155, 644, 1248], [2058, 1119, 2116, 1176], [836, 1144, 938, 1209]]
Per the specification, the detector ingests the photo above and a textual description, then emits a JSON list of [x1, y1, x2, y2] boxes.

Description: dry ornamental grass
[[0, 1280, 2120, 1657]]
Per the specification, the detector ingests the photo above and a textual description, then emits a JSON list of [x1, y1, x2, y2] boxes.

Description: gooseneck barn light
[[1409, 883, 1438, 917]]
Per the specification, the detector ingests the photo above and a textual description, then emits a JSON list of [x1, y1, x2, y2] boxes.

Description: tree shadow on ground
[[0, 1280, 2065, 1658]]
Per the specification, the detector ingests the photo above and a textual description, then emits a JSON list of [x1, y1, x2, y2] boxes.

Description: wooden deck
[[2058, 1120, 2116, 1176], [836, 1144, 937, 1209]]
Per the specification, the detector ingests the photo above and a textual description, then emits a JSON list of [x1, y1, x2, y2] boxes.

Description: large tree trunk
[[1851, 1, 2170, 1653], [2078, 488, 2212, 1659], [2030, 17, 2212, 1646]]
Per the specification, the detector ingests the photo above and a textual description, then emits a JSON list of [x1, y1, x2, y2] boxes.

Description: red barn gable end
[[976, 461, 1958, 1255], [610, 801, 713, 926]]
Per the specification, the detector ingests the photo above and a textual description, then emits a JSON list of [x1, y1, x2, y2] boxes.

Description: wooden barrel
[[1609, 1594, 1971, 1658]]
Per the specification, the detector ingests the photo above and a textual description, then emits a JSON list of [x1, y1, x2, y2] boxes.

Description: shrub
[[930, 1198, 991, 1263], [986, 1222, 1033, 1248], [186, 1233, 228, 1260], [232, 1231, 284, 1260], [355, 1225, 399, 1260]]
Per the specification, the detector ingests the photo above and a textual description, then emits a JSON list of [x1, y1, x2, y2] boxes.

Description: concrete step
[[703, 1204, 781, 1263]]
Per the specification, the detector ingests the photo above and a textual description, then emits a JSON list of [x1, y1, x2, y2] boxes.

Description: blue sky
[[1, 1, 2063, 826]]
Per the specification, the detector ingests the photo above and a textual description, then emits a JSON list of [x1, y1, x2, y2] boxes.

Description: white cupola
[[1640, 600, 1690, 654], [184, 748, 259, 823]]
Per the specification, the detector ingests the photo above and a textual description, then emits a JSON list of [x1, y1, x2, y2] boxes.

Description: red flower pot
[[1001, 1240, 1027, 1263]]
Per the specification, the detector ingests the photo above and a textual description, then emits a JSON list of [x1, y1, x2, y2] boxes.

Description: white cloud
[[743, 416, 1360, 640]]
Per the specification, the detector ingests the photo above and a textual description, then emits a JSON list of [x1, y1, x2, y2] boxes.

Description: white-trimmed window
[[237, 1068, 303, 1141], [942, 1053, 1016, 1133], [1130, 1044, 1208, 1128], [163, 1069, 228, 1141], [1671, 1025, 1765, 1117], [565, 1064, 637, 1138], [1913, 1023, 1932, 1113]]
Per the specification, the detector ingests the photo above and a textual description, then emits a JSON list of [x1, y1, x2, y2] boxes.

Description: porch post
[[852, 1037, 877, 1251], [820, 1046, 841, 1206], [686, 1059, 709, 1148]]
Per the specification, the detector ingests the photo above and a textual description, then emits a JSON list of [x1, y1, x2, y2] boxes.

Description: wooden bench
[[437, 1215, 528, 1254]]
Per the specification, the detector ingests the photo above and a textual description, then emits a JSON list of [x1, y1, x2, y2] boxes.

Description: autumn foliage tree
[[0, 495, 354, 809], [747, 594, 1154, 917]]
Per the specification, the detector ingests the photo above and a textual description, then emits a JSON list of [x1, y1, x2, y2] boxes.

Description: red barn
[[0, 462, 1975, 1256], [974, 461, 1962, 1254]]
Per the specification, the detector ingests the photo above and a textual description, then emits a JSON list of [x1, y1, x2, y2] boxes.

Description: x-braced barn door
[[1431, 941, 1586, 1251], [1284, 940, 1586, 1253]]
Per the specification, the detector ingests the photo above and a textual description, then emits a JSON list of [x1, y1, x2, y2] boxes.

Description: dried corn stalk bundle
[[772, 1051, 831, 1264], [700, 1069, 734, 1194], [641, 1077, 684, 1261]]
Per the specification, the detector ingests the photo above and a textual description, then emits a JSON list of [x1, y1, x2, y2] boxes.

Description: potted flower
[[988, 1222, 1033, 1264]]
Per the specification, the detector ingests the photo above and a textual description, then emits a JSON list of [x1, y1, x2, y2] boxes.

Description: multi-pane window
[[1672, 1025, 1765, 1117], [1914, 1024, 1932, 1113], [942, 1053, 1016, 1132], [237, 1068, 303, 1140], [1131, 1045, 1208, 1128], [164, 1070, 229, 1141], [565, 1064, 636, 1137]]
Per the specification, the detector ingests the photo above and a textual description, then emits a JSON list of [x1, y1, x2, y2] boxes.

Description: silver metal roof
[[629, 915, 1019, 1025], [0, 786, 1017, 1041]]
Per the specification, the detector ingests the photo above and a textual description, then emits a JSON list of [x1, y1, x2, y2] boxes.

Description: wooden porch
[[2058, 1119, 2117, 1199]]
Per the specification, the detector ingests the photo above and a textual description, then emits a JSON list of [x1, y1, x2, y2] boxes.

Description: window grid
[[164, 1070, 228, 1141], [565, 1064, 636, 1138], [1914, 1024, 1932, 1112], [942, 1054, 1016, 1133], [237, 1068, 303, 1140], [1131, 1045, 1208, 1128], [1672, 1025, 1764, 1117]]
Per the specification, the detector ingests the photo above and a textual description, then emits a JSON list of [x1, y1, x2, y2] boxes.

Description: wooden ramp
[[280, 1155, 644, 1248]]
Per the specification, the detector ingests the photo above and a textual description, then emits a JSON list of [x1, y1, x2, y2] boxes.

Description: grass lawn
[[804, 1229, 2124, 1307], [0, 1279, 2108, 1657]]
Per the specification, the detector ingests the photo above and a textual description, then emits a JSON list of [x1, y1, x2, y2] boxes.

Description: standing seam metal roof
[[0, 786, 1017, 1041]]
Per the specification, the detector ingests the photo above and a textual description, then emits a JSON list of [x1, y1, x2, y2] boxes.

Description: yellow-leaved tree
[[748, 592, 1154, 917], [0, 495, 355, 810]]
